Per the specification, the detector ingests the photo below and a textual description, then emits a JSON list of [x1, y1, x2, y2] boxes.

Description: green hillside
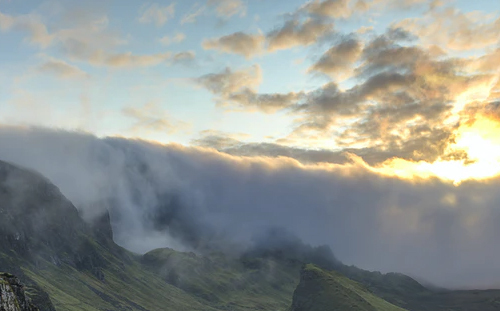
[[141, 247, 299, 310], [290, 264, 408, 311], [0, 160, 217, 311]]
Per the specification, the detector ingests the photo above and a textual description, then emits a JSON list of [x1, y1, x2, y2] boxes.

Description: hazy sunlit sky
[[1, 0, 500, 184]]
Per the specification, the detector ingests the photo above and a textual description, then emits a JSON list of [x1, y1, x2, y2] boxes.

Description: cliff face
[[0, 273, 38, 311], [0, 160, 122, 275]]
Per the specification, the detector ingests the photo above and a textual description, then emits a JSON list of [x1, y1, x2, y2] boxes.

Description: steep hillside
[[0, 160, 217, 311], [289, 264, 408, 311]]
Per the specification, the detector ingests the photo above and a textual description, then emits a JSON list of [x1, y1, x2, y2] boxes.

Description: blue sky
[[1, 0, 314, 143], [1, 0, 500, 183]]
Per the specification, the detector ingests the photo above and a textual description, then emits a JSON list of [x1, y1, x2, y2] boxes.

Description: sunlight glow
[[365, 115, 500, 185]]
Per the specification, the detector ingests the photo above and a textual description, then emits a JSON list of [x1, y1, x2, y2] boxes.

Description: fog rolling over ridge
[[0, 127, 499, 289]]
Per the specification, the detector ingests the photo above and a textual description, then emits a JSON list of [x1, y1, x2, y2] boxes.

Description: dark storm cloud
[[1, 128, 500, 288]]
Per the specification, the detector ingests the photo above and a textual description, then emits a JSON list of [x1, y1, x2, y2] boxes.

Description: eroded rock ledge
[[0, 272, 39, 311]]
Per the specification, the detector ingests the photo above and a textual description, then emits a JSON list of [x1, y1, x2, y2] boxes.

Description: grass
[[289, 264, 408, 311], [22, 256, 218, 311], [141, 248, 300, 311]]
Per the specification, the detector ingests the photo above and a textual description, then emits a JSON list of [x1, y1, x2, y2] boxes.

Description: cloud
[[2, 128, 500, 288], [257, 28, 495, 164], [196, 65, 303, 112], [394, 7, 500, 51], [194, 0, 440, 57], [171, 51, 196, 63], [181, 3, 206, 24], [1, 7, 190, 69], [180, 0, 245, 24], [84, 51, 173, 68], [192, 132, 349, 164], [196, 65, 262, 96], [192, 131, 436, 166], [304, 0, 354, 19], [138, 3, 175, 27], [192, 130, 251, 149], [308, 37, 363, 79], [207, 0, 246, 18], [302, 0, 431, 20], [202, 32, 265, 58], [37, 58, 89, 79], [122, 102, 189, 135], [61, 35, 195, 68], [194, 8, 499, 163], [267, 17, 334, 52], [225, 90, 303, 113], [159, 32, 186, 46], [201, 15, 335, 57], [0, 10, 53, 47]]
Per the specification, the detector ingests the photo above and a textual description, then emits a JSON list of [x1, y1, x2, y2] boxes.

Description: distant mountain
[[1, 159, 500, 311]]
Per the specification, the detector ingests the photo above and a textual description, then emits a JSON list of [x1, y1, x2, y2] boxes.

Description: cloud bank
[[0, 127, 499, 289]]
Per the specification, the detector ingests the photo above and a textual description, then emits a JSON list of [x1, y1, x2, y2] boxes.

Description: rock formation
[[0, 273, 39, 311]]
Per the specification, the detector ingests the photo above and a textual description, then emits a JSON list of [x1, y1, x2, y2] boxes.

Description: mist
[[0, 126, 499, 289]]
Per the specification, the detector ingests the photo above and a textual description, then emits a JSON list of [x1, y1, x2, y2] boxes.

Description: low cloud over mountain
[[0, 127, 499, 289]]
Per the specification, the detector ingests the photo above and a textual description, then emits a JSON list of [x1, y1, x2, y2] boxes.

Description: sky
[[1, 0, 500, 288], [1, 0, 500, 185]]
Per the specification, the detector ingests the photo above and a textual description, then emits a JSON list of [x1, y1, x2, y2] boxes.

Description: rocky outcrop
[[0, 272, 39, 311]]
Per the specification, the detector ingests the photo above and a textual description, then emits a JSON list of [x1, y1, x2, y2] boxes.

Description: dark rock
[[0, 272, 39, 311]]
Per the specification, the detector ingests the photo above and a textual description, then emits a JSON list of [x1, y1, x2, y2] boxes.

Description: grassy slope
[[4, 245, 301, 311], [4, 243, 500, 311], [290, 264, 408, 311], [141, 248, 300, 311], [5, 247, 301, 311], [22, 261, 216, 311], [18, 253, 217, 311]]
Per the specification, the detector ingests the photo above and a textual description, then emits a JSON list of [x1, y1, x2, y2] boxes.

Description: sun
[[365, 114, 500, 185]]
